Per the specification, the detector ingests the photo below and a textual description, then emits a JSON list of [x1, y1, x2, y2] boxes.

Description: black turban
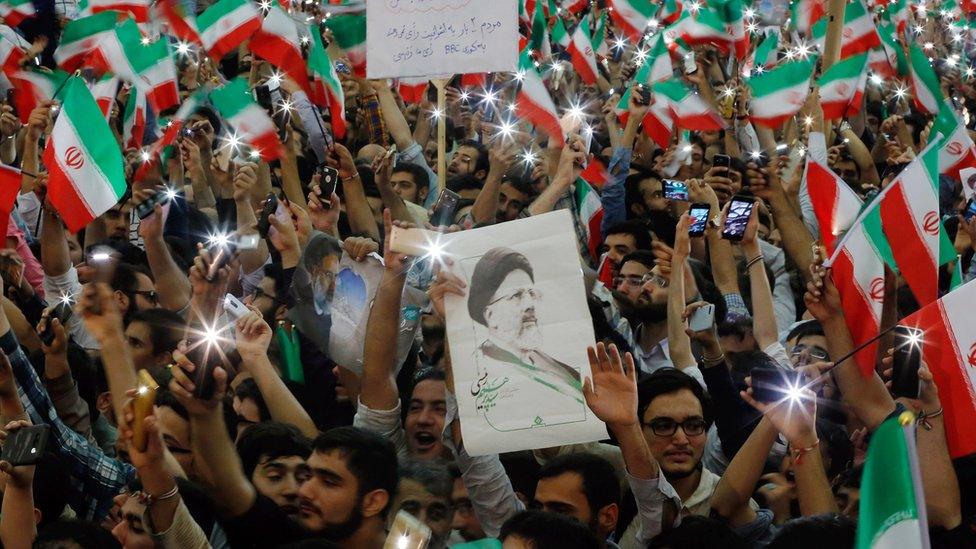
[[467, 247, 535, 326]]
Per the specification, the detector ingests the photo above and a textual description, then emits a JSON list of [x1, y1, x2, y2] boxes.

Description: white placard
[[961, 167, 976, 201], [366, 0, 519, 79], [440, 210, 607, 456]]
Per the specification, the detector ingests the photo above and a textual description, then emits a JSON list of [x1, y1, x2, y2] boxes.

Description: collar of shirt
[[682, 467, 721, 515]]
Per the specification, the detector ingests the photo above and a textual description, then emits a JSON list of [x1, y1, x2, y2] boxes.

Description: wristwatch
[[708, 215, 722, 230]]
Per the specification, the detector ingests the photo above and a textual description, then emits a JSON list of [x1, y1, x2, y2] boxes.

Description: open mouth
[[413, 431, 438, 450]]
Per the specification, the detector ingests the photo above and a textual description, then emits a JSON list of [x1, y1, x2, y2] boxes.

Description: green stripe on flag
[[61, 11, 116, 43], [62, 76, 127, 199], [209, 77, 253, 119], [324, 13, 366, 50]]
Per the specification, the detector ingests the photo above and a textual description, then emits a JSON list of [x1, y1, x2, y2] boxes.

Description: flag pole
[[821, 0, 848, 72], [432, 77, 450, 190]]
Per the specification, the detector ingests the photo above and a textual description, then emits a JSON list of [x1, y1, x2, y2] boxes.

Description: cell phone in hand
[[750, 366, 801, 404], [429, 189, 461, 227], [39, 300, 73, 346], [384, 510, 431, 549], [186, 333, 221, 400], [712, 154, 731, 170], [132, 370, 159, 452], [135, 188, 172, 220], [891, 325, 923, 399], [0, 424, 50, 466], [255, 192, 280, 239], [317, 164, 339, 205], [688, 203, 711, 237], [636, 84, 651, 106], [964, 199, 976, 222], [223, 293, 249, 321], [688, 303, 715, 332], [722, 195, 756, 242], [663, 179, 690, 201]]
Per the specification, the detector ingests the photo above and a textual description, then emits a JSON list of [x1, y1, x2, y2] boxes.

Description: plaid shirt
[[361, 94, 389, 147], [1, 330, 135, 521]]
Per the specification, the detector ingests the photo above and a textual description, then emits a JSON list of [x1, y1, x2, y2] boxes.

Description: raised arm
[[527, 136, 584, 216], [747, 162, 816, 284], [329, 143, 380, 242], [135, 190, 192, 312], [232, 162, 273, 277], [739, 206, 779, 350], [470, 141, 515, 226], [0, 421, 37, 549], [372, 81, 417, 151], [371, 150, 413, 224], [667, 215, 696, 369]]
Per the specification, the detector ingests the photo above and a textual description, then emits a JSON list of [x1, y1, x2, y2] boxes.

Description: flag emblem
[[947, 141, 964, 155], [843, 27, 853, 38], [65, 146, 84, 169], [836, 82, 850, 96], [923, 211, 940, 236], [870, 277, 885, 302], [787, 91, 806, 105]]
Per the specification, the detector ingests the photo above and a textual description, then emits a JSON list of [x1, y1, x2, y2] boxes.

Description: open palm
[[583, 343, 639, 428]]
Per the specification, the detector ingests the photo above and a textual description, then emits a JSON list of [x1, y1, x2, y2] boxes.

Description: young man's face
[[637, 178, 668, 214], [448, 145, 482, 178], [157, 406, 194, 478], [641, 389, 708, 479], [391, 170, 424, 204], [124, 321, 167, 372], [111, 494, 155, 549], [533, 472, 594, 530], [603, 233, 637, 267], [615, 260, 651, 303], [498, 181, 529, 222], [298, 450, 368, 538], [392, 479, 453, 549], [451, 477, 484, 541], [232, 395, 263, 437], [404, 379, 447, 459], [252, 454, 311, 519]]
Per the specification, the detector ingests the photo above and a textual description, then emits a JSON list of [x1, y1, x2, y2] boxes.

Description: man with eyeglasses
[[466, 247, 586, 430]]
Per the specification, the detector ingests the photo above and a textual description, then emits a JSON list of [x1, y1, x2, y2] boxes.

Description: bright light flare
[[140, 149, 151, 162], [207, 232, 231, 248], [176, 41, 191, 56], [164, 187, 179, 200]]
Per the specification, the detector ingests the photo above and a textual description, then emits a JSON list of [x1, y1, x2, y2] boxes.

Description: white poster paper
[[366, 0, 519, 79], [961, 167, 976, 200], [441, 210, 607, 456]]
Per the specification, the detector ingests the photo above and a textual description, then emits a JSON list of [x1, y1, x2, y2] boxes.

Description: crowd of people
[[0, 0, 970, 548]]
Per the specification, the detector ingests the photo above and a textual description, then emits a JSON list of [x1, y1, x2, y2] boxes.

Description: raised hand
[[583, 343, 639, 429], [234, 309, 273, 363], [427, 259, 467, 320], [167, 348, 227, 417]]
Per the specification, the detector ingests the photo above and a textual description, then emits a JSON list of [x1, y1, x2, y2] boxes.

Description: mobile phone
[[483, 95, 496, 124], [318, 164, 339, 205], [5, 88, 15, 117], [131, 370, 159, 452], [722, 195, 756, 241], [253, 84, 273, 113], [223, 293, 249, 321], [712, 154, 731, 170], [751, 366, 801, 404], [39, 300, 73, 346], [86, 246, 119, 314], [663, 179, 690, 201], [429, 189, 461, 227], [205, 237, 240, 282], [255, 192, 280, 238], [268, 84, 290, 141], [683, 51, 697, 74], [688, 203, 711, 237], [964, 199, 976, 222], [389, 226, 447, 257], [135, 188, 171, 220], [0, 424, 50, 466], [384, 510, 432, 549], [335, 61, 350, 75], [186, 332, 220, 400], [688, 303, 715, 332], [636, 84, 652, 106], [891, 325, 923, 399]]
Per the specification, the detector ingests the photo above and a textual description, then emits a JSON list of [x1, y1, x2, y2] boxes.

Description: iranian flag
[[9, 67, 68, 124], [810, 0, 880, 58], [790, 0, 825, 35], [552, 16, 571, 49], [0, 30, 24, 72], [97, 19, 179, 112], [856, 417, 929, 548], [568, 19, 599, 85], [43, 77, 126, 233], [397, 77, 428, 105], [0, 164, 19, 234], [122, 86, 146, 149], [615, 33, 673, 125], [901, 278, 976, 458], [675, 9, 731, 53], [528, 1, 551, 57], [878, 141, 954, 305], [156, 0, 200, 43], [574, 177, 604, 263], [54, 12, 118, 72], [306, 25, 346, 140], [642, 97, 675, 148], [90, 74, 119, 120], [875, 23, 907, 77], [747, 59, 814, 128], [750, 32, 779, 70], [932, 108, 976, 181], [250, 7, 312, 98], [712, 0, 749, 60], [79, 0, 150, 22], [659, 0, 683, 25], [198, 0, 261, 62], [817, 53, 867, 120], [908, 44, 944, 115], [608, 0, 655, 42], [654, 80, 724, 131], [133, 89, 204, 182], [883, 0, 909, 34], [0, 0, 34, 26], [324, 14, 366, 78], [813, 160, 884, 375], [209, 77, 283, 161], [515, 48, 563, 145]]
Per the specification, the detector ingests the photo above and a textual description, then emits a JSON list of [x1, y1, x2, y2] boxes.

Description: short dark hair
[[391, 162, 429, 189], [34, 519, 122, 549], [236, 422, 312, 478], [768, 513, 856, 549], [466, 247, 534, 326], [110, 262, 153, 293], [536, 453, 620, 515], [620, 250, 656, 271], [605, 219, 652, 251], [785, 320, 825, 343], [457, 139, 489, 175], [648, 515, 748, 548], [312, 427, 399, 518], [128, 308, 184, 356], [499, 510, 603, 549], [637, 369, 714, 427], [398, 458, 453, 502], [624, 168, 663, 215], [234, 377, 271, 423]]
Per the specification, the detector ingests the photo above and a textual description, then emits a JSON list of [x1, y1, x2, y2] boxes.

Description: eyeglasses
[[487, 287, 541, 308], [129, 290, 158, 304], [614, 274, 645, 287], [790, 344, 829, 362], [252, 287, 277, 301], [641, 273, 670, 288], [643, 417, 708, 437]]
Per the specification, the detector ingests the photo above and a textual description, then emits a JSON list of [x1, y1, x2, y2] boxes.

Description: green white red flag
[[642, 96, 675, 148], [0, 0, 34, 26], [568, 17, 599, 85], [397, 77, 427, 105], [9, 66, 68, 124], [54, 11, 118, 72], [306, 25, 346, 140], [97, 19, 180, 112], [747, 59, 814, 128], [323, 14, 366, 78], [931, 107, 976, 181], [515, 47, 563, 145], [790, 0, 825, 35], [209, 77, 283, 161], [133, 89, 205, 182], [528, 1, 551, 57], [122, 85, 146, 149], [817, 53, 867, 120], [810, 0, 880, 58], [615, 33, 673, 125], [608, 0, 656, 42], [881, 0, 909, 34], [90, 74, 119, 120], [198, 0, 261, 62], [43, 76, 127, 233], [0, 163, 20, 234], [659, 0, 683, 25], [748, 32, 779, 71], [712, 0, 749, 60], [855, 417, 928, 548], [675, 8, 731, 53], [156, 0, 201, 44], [902, 277, 976, 458], [79, 0, 150, 22], [908, 43, 944, 115], [574, 177, 604, 262], [653, 79, 724, 132], [551, 16, 571, 49], [0, 27, 25, 72], [250, 6, 312, 99]]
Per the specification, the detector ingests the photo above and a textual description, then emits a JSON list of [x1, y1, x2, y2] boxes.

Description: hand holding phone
[[750, 366, 801, 404], [131, 370, 159, 452], [890, 326, 923, 399], [428, 189, 461, 227], [255, 192, 280, 239], [663, 179, 690, 201], [688, 203, 711, 237], [688, 303, 715, 332], [39, 300, 72, 346], [722, 195, 756, 241], [0, 424, 50, 466]]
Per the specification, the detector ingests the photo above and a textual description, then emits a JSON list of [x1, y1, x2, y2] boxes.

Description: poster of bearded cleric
[[443, 210, 606, 455]]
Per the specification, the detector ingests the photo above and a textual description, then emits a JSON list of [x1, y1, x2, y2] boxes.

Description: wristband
[[701, 353, 726, 367], [342, 172, 360, 182], [918, 407, 943, 431], [789, 439, 820, 465], [745, 255, 765, 270]]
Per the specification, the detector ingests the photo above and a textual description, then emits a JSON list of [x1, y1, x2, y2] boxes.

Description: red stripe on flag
[[881, 182, 939, 304], [806, 162, 842, 252], [250, 33, 313, 99], [831, 250, 880, 376], [147, 82, 179, 113], [207, 18, 261, 61], [250, 132, 284, 161], [0, 165, 20, 235], [840, 32, 880, 58], [515, 92, 564, 145], [42, 145, 97, 233], [750, 113, 795, 129]]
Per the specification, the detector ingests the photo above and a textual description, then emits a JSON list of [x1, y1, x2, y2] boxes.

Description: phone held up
[[722, 195, 756, 242], [1, 424, 50, 466], [890, 325, 923, 399], [663, 179, 690, 202], [688, 203, 711, 238], [750, 366, 801, 404], [429, 189, 461, 227]]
